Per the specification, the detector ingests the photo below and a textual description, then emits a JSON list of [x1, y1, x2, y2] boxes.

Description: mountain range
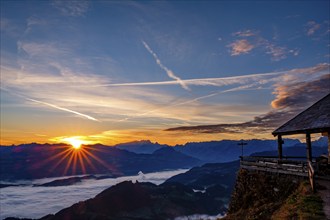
[[0, 144, 200, 180], [1, 137, 327, 181]]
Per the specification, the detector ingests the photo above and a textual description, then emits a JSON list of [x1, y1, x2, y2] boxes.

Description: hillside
[[224, 169, 325, 219], [166, 160, 239, 199], [4, 181, 227, 220]]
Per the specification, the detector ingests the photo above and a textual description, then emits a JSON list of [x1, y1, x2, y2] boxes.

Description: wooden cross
[[238, 142, 248, 158]]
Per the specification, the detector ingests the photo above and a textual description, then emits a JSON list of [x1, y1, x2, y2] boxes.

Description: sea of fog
[[0, 169, 188, 219]]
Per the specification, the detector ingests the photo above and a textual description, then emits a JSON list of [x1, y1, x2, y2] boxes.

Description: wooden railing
[[240, 156, 309, 177], [240, 156, 319, 191], [308, 161, 315, 192]]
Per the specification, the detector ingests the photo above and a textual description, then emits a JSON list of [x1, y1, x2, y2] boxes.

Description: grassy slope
[[223, 169, 325, 220], [272, 182, 324, 220]]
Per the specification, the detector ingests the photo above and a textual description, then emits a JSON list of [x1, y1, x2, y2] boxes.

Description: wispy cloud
[[166, 70, 330, 135], [304, 20, 330, 41], [17, 41, 69, 57], [52, 0, 89, 17], [229, 28, 299, 61], [305, 21, 321, 36], [142, 41, 190, 91], [233, 29, 258, 37], [228, 39, 255, 56], [271, 74, 330, 109], [26, 98, 99, 121], [25, 16, 47, 34], [90, 63, 329, 126], [265, 43, 287, 61]]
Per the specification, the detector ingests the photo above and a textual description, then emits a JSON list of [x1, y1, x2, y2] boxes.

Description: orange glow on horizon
[[60, 136, 91, 149], [70, 139, 83, 149]]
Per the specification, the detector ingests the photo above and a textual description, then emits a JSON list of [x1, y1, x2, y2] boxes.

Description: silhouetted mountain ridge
[[0, 144, 200, 180], [115, 140, 165, 154], [2, 137, 327, 180]]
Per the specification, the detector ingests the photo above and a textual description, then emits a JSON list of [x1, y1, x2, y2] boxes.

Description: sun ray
[[77, 152, 87, 174], [38, 136, 116, 177], [81, 152, 98, 173], [49, 149, 74, 173], [81, 148, 118, 173], [63, 150, 75, 176], [36, 146, 72, 170], [72, 151, 78, 174]]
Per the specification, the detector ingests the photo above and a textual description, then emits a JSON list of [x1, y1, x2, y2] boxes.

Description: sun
[[70, 139, 83, 149], [47, 136, 113, 176], [58, 136, 93, 150]]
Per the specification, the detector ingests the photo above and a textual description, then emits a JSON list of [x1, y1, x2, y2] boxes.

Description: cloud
[[52, 0, 89, 17], [17, 41, 69, 57], [233, 29, 258, 37], [174, 214, 225, 220], [289, 49, 299, 56], [229, 29, 299, 61], [305, 21, 321, 36], [271, 74, 330, 109], [165, 68, 330, 135], [285, 14, 300, 19], [265, 44, 287, 61], [229, 39, 255, 56], [142, 41, 190, 91], [0, 170, 186, 219], [25, 16, 47, 34]]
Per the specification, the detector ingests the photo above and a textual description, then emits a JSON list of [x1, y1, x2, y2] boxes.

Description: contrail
[[76, 63, 330, 88], [26, 98, 99, 121], [84, 70, 286, 88], [142, 41, 190, 91], [115, 81, 268, 122], [1, 87, 99, 122]]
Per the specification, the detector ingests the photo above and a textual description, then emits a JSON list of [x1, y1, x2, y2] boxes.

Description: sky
[[1, 0, 329, 146]]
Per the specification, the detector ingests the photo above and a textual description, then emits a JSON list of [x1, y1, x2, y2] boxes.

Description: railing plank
[[240, 156, 309, 177], [308, 161, 315, 192]]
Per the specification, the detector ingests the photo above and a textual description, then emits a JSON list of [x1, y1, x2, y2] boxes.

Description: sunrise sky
[[1, 1, 329, 146]]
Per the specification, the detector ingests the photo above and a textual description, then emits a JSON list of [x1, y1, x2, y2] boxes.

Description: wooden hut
[[272, 93, 330, 163], [241, 93, 330, 191]]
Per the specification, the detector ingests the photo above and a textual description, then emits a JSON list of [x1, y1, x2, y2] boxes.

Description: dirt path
[[317, 180, 330, 220]]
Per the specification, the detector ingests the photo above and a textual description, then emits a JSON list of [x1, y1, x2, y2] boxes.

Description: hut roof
[[272, 93, 330, 136]]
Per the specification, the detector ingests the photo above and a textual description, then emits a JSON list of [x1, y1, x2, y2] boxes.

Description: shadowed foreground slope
[[224, 169, 325, 220], [31, 181, 226, 220]]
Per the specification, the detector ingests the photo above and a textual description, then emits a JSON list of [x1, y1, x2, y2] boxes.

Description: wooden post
[[277, 135, 283, 159], [306, 133, 312, 162], [238, 142, 247, 159], [328, 132, 330, 164]]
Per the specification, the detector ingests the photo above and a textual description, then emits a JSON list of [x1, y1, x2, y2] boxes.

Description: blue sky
[[1, 0, 329, 145]]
